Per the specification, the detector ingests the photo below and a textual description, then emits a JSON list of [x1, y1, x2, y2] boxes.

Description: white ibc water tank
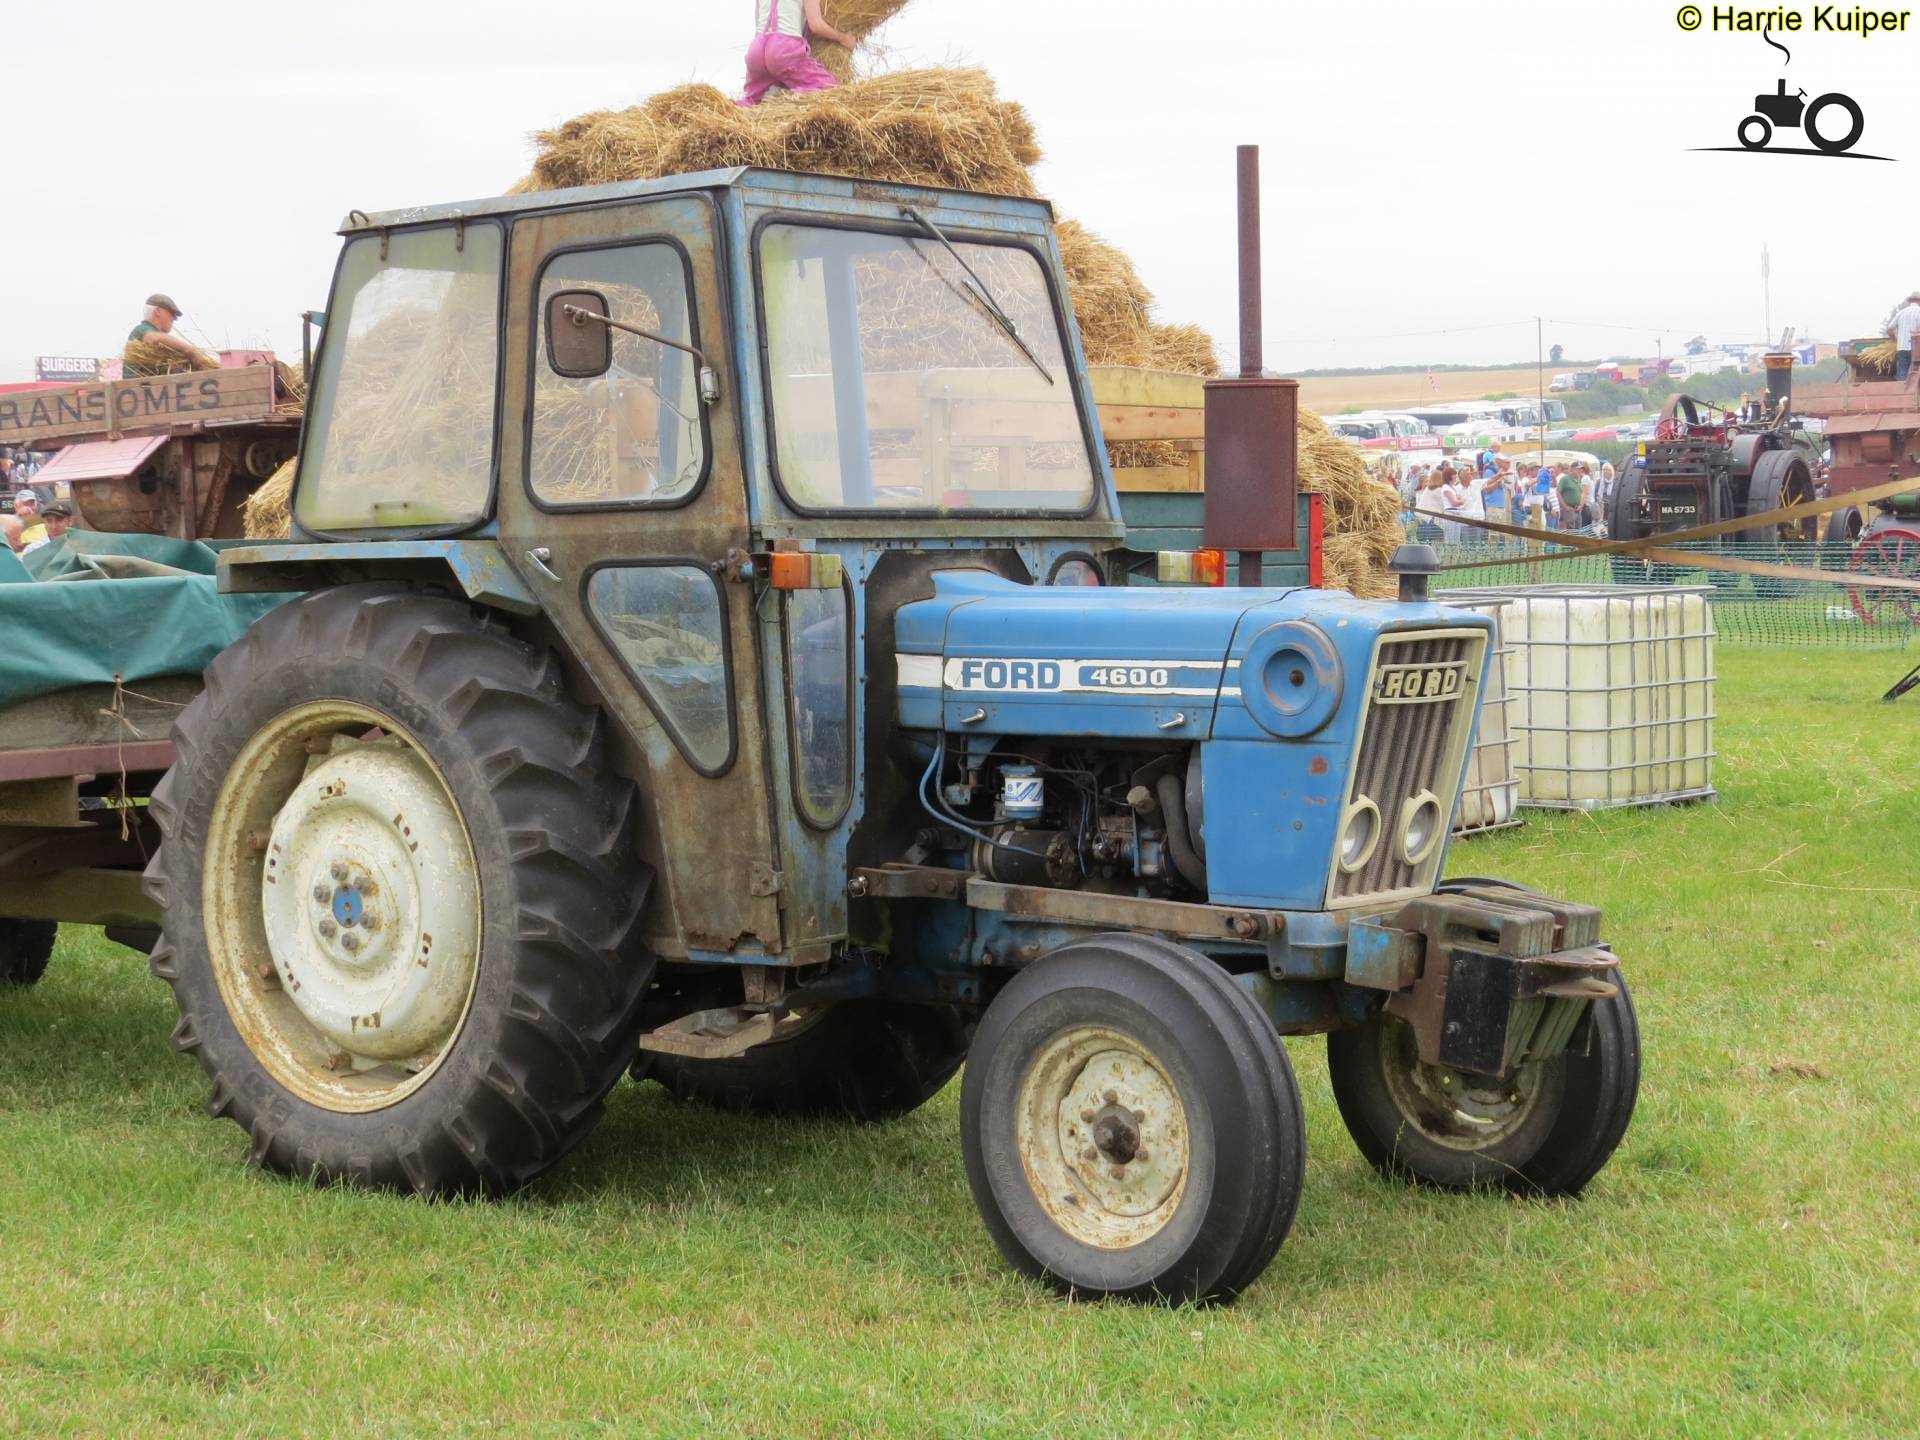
[[1442, 598, 1522, 835], [1438, 584, 1717, 810]]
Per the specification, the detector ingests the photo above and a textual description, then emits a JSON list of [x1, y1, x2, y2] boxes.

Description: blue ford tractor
[[151, 151, 1639, 1302]]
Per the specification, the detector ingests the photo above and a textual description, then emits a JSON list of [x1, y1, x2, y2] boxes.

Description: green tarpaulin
[[0, 530, 290, 711]]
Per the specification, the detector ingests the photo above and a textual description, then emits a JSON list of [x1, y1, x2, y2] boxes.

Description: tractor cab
[[229, 169, 1129, 964]]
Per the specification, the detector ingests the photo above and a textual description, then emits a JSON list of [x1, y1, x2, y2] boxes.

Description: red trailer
[[0, 353, 300, 539]]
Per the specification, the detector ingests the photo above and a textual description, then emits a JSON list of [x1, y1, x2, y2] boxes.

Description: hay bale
[[1148, 323, 1221, 379], [1054, 220, 1156, 368], [245, 456, 296, 539], [809, 0, 916, 81], [522, 71, 1040, 200], [122, 338, 218, 375], [275, 358, 305, 409], [1297, 411, 1401, 599]]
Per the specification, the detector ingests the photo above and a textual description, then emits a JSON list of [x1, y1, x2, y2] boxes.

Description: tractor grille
[[1329, 629, 1486, 907]]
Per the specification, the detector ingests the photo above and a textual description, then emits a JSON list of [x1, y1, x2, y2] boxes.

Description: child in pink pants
[[742, 0, 855, 106]]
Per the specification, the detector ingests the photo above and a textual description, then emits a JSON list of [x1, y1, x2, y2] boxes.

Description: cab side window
[[586, 564, 733, 775], [532, 243, 706, 508], [785, 586, 852, 826]]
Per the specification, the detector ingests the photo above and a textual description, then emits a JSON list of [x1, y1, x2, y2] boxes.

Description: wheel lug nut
[[1082, 1147, 1098, 1163], [341, 934, 360, 954], [1103, 1089, 1118, 1105], [1132, 1108, 1146, 1124], [330, 863, 348, 882], [312, 885, 329, 903], [1079, 1108, 1095, 1123], [317, 920, 336, 939], [1509, 1092, 1523, 1105], [1110, 1166, 1126, 1181]]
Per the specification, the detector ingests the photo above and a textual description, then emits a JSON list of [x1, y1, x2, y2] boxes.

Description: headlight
[[1397, 790, 1445, 867], [1338, 797, 1381, 873], [1241, 621, 1344, 738]]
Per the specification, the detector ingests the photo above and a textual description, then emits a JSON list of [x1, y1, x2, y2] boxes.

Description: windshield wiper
[[900, 207, 1055, 387]]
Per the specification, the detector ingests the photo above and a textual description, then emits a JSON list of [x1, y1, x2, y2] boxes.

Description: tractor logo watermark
[[1676, 7, 1904, 160]]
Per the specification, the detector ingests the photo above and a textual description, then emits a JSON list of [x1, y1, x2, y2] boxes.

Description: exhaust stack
[[1763, 348, 1794, 417], [1202, 145, 1300, 586]]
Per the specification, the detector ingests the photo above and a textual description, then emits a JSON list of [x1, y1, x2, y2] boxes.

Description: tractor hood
[[893, 569, 1486, 746]]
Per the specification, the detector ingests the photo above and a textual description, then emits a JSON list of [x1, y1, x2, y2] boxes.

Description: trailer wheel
[[145, 585, 652, 1198], [640, 999, 968, 1120], [1327, 972, 1639, 1197], [0, 920, 57, 987], [1849, 528, 1920, 625], [961, 933, 1304, 1303]]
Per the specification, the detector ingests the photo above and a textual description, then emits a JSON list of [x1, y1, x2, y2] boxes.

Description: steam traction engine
[[1606, 351, 1821, 593]]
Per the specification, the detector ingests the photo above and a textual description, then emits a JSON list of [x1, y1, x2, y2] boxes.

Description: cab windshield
[[758, 223, 1097, 514]]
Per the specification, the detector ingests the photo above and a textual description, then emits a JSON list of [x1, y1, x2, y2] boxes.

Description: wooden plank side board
[[0, 367, 273, 447], [1087, 367, 1208, 410], [1097, 404, 1206, 442]]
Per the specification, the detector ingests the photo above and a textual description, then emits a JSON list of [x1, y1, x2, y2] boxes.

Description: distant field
[[1298, 366, 1551, 414]]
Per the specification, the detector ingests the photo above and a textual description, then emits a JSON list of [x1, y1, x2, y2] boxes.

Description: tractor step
[[635, 1007, 777, 1061]]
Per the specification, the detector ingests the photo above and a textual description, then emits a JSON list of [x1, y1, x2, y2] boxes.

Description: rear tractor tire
[[0, 920, 57, 987], [145, 585, 654, 1198], [641, 998, 968, 1121], [1327, 972, 1640, 1197], [961, 933, 1304, 1303]]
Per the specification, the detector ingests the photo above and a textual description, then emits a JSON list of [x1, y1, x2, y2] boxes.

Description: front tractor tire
[[146, 585, 653, 1198], [1327, 973, 1640, 1196], [961, 934, 1305, 1304]]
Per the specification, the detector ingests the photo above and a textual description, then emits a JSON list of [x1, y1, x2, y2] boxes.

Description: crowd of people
[[1402, 453, 1616, 545], [0, 448, 76, 557]]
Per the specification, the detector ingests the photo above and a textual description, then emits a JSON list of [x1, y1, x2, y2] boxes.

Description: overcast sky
[[6, 1, 1916, 381]]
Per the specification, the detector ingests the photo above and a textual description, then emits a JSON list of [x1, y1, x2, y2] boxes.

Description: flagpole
[[1536, 315, 1545, 463], [1762, 243, 1772, 343]]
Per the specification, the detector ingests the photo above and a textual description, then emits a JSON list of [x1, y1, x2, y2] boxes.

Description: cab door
[[496, 194, 783, 960]]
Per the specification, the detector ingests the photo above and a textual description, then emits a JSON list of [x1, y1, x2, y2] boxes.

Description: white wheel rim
[[1379, 1014, 1542, 1150], [203, 702, 482, 1113], [1015, 1025, 1190, 1250]]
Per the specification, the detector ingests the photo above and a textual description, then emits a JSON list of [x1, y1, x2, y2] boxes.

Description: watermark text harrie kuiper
[[1675, 6, 1911, 34]]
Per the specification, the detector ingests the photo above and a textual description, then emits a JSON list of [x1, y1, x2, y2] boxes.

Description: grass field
[[1297, 367, 1551, 414], [3, 649, 1917, 1436]]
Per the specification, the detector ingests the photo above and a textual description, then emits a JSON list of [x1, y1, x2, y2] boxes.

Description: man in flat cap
[[21, 498, 74, 555], [124, 293, 202, 376]]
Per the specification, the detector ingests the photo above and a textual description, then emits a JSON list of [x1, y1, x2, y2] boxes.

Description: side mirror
[[546, 289, 612, 379]]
